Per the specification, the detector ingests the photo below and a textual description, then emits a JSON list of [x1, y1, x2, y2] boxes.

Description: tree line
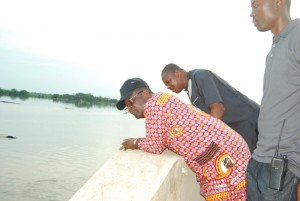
[[0, 88, 118, 108]]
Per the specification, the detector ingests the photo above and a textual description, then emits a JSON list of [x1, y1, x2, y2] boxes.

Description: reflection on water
[[0, 97, 145, 201]]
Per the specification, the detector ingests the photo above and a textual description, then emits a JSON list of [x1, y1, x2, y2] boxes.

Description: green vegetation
[[0, 88, 118, 108]]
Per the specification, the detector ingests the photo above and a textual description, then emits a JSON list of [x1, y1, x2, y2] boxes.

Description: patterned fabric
[[137, 92, 250, 200], [194, 141, 220, 165]]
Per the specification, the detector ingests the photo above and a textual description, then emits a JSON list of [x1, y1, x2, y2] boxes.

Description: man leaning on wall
[[161, 63, 260, 154]]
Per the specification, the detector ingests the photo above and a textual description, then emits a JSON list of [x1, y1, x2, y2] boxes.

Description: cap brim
[[116, 91, 132, 110], [116, 100, 125, 110]]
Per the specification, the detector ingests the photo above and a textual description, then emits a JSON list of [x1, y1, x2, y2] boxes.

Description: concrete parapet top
[[69, 150, 204, 201]]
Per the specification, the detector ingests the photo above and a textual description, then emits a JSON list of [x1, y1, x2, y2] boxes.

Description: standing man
[[247, 0, 300, 200], [117, 77, 250, 200], [161, 63, 260, 154]]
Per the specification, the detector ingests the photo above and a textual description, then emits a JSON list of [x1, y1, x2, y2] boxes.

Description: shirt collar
[[273, 19, 300, 43], [185, 71, 193, 99], [185, 71, 193, 91]]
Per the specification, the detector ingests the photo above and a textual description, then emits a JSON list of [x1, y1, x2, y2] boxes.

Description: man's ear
[[174, 70, 181, 78], [141, 90, 150, 98], [275, 0, 284, 8]]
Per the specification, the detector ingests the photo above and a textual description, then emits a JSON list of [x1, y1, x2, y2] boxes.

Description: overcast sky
[[0, 0, 299, 103]]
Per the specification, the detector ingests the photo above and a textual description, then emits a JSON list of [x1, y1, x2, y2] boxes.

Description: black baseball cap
[[116, 78, 149, 110]]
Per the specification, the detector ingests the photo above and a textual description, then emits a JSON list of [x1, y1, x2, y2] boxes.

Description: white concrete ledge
[[69, 150, 205, 201]]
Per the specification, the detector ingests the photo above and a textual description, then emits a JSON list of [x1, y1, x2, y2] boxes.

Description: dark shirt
[[186, 69, 260, 126]]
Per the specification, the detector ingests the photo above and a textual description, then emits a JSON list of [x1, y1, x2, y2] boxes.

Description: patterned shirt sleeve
[[137, 93, 168, 154]]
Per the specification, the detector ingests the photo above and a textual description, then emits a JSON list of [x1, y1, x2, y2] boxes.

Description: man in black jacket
[[161, 63, 260, 154]]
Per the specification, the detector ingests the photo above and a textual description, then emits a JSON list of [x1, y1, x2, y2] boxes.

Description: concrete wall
[[69, 150, 205, 201]]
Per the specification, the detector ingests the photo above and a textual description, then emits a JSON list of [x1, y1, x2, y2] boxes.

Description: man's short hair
[[161, 63, 183, 76]]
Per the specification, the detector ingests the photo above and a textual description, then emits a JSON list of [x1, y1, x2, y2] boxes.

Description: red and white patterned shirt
[[137, 92, 250, 200]]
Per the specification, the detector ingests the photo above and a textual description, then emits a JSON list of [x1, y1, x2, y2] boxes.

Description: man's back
[[187, 69, 259, 125], [139, 92, 250, 200], [187, 69, 260, 153]]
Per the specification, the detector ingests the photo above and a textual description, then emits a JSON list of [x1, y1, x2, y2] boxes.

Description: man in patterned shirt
[[116, 77, 251, 200]]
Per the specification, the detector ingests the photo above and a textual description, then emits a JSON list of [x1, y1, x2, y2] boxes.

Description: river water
[[0, 97, 145, 201]]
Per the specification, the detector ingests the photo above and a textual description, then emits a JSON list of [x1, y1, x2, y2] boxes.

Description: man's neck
[[271, 16, 291, 36], [183, 71, 189, 90]]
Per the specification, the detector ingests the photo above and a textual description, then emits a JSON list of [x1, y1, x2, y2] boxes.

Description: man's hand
[[120, 138, 138, 151]]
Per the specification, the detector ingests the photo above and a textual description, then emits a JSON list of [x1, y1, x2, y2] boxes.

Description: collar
[[184, 71, 193, 91], [273, 19, 300, 43], [185, 71, 193, 99]]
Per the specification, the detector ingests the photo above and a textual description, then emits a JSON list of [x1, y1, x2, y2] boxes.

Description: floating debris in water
[[0, 135, 17, 139], [0, 100, 19, 104], [64, 107, 74, 110], [6, 136, 17, 139]]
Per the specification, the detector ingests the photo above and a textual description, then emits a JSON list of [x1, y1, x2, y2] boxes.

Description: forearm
[[133, 138, 141, 149], [209, 102, 225, 120], [137, 137, 165, 154]]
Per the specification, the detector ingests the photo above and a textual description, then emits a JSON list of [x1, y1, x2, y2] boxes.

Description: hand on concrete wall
[[120, 138, 139, 151]]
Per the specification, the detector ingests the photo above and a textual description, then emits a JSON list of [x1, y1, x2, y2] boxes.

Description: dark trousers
[[246, 158, 299, 201], [228, 120, 258, 154]]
